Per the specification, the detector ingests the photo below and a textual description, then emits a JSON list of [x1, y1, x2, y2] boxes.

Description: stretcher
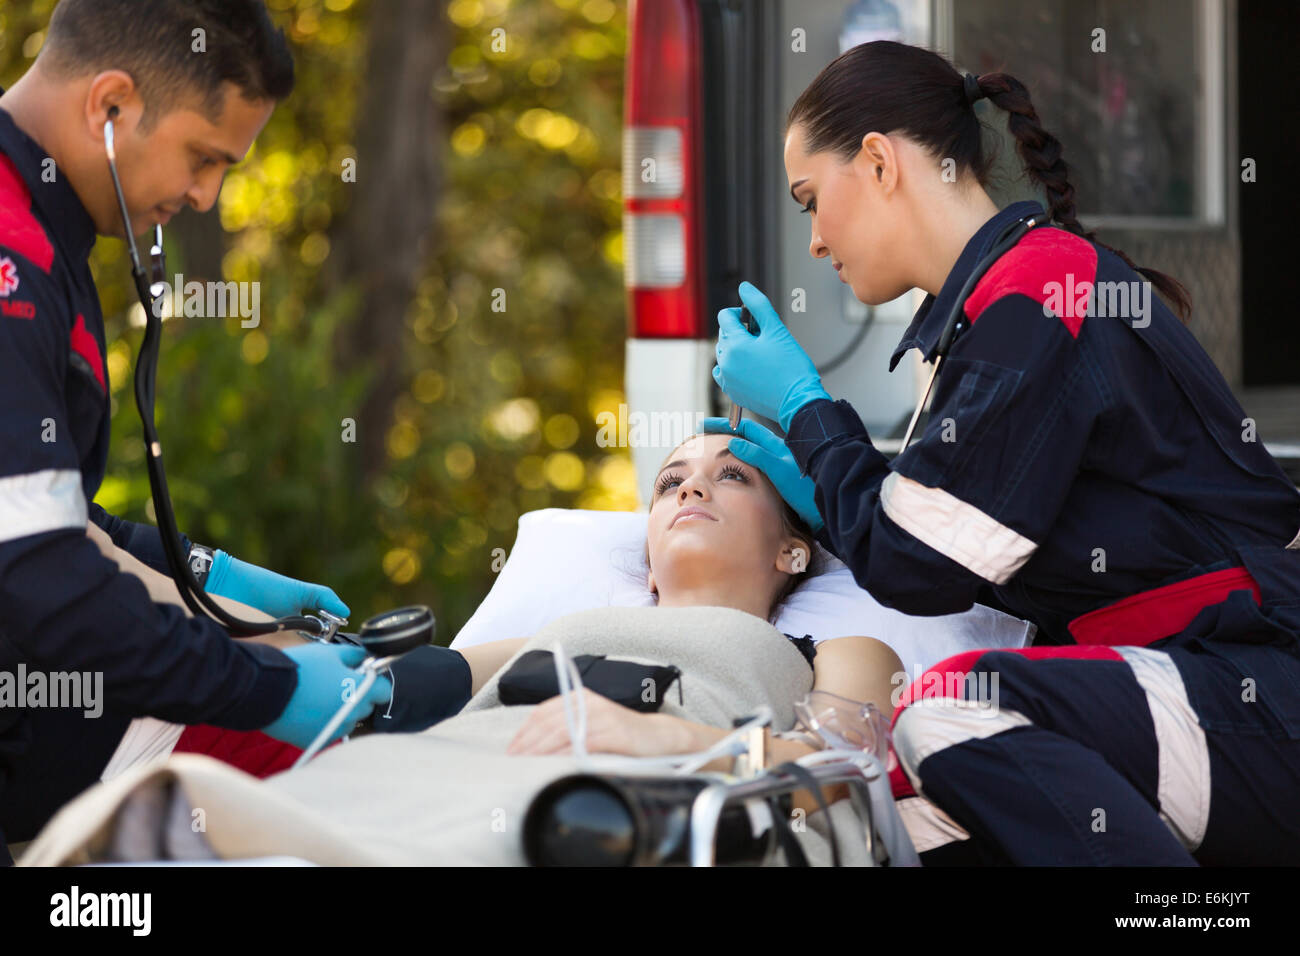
[[50, 748, 915, 867], [18, 508, 1032, 866]]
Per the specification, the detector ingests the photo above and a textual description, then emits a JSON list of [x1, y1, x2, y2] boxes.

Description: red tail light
[[623, 0, 704, 338]]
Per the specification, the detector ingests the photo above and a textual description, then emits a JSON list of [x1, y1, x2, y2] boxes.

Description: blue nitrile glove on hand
[[713, 281, 831, 432], [701, 416, 824, 533], [205, 549, 350, 619], [261, 642, 393, 750]]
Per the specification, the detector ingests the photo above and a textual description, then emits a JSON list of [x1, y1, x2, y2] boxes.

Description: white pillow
[[450, 508, 1035, 676]]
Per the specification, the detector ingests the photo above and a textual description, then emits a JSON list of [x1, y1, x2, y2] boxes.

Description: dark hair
[[787, 41, 1192, 320], [41, 0, 294, 132], [643, 435, 823, 625]]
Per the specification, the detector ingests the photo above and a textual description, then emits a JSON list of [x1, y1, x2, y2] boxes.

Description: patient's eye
[[654, 470, 683, 497], [655, 463, 749, 498], [800, 199, 816, 215]]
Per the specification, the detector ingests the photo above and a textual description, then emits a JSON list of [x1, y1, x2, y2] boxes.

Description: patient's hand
[[506, 688, 685, 758]]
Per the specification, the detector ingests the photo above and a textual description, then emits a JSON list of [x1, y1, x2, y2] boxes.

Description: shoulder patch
[[0, 153, 55, 275], [0, 255, 18, 295], [962, 227, 1098, 338]]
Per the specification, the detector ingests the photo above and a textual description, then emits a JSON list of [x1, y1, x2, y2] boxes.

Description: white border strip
[[895, 794, 971, 853], [0, 468, 88, 543], [880, 471, 1037, 584], [1116, 647, 1212, 851], [893, 701, 1032, 795]]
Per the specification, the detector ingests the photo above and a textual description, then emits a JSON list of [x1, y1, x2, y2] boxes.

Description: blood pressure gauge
[[357, 605, 436, 659]]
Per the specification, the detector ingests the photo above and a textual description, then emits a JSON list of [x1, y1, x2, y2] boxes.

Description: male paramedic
[[0, 0, 415, 861]]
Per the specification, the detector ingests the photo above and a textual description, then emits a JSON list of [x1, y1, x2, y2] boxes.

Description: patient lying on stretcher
[[25, 433, 902, 865], [463, 432, 903, 767]]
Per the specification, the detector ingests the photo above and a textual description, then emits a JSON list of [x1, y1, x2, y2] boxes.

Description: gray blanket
[[21, 605, 874, 866]]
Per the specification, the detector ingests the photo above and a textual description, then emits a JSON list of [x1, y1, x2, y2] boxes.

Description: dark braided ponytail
[[974, 71, 1191, 319], [788, 41, 1192, 320]]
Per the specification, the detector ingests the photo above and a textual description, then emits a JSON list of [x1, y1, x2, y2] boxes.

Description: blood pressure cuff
[[365, 644, 473, 734], [498, 650, 682, 713]]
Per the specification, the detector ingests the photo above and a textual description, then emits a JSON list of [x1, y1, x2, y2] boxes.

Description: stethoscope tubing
[[898, 214, 1046, 450], [103, 111, 325, 639]]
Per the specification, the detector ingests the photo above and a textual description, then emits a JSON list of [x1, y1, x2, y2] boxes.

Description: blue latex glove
[[205, 550, 350, 619], [261, 643, 393, 750], [701, 416, 824, 533], [713, 281, 832, 432]]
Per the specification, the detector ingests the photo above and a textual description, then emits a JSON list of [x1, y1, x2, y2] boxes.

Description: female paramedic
[[707, 40, 1300, 865]]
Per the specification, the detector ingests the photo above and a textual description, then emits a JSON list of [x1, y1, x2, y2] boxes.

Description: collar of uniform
[[0, 91, 99, 264], [888, 199, 1047, 372]]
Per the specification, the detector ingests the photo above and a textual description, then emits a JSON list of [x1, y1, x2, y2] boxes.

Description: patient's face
[[646, 433, 799, 607]]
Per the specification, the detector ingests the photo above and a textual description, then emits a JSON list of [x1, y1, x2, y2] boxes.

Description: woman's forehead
[[657, 433, 732, 471]]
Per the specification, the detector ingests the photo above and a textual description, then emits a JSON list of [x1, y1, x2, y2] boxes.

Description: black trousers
[[1, 704, 132, 863]]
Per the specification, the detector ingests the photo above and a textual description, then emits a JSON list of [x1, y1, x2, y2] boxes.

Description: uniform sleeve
[[786, 293, 1104, 616], [0, 245, 296, 729], [86, 502, 193, 577]]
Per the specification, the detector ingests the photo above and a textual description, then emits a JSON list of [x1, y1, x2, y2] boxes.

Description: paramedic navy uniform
[[0, 102, 297, 851], [785, 200, 1300, 864]]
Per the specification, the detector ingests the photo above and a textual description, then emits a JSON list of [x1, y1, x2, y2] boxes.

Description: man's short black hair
[[41, 0, 294, 131]]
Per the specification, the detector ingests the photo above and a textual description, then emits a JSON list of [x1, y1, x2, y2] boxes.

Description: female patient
[[475, 431, 903, 766], [28, 433, 903, 865]]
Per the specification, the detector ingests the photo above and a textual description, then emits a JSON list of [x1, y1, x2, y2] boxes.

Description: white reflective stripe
[[895, 795, 970, 853], [1116, 647, 1211, 851], [0, 469, 88, 543], [892, 700, 1032, 795], [879, 471, 1037, 584], [100, 717, 186, 782]]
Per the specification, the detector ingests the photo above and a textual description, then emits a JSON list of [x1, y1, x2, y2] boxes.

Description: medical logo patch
[[0, 256, 18, 297]]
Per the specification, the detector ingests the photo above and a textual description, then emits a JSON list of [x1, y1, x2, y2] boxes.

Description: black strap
[[767, 796, 810, 866], [771, 760, 842, 867], [937, 213, 1048, 358]]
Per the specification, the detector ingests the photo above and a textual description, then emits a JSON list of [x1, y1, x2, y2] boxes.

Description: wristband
[[188, 543, 216, 588]]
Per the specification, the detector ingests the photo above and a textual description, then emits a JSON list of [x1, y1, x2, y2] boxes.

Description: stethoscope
[[897, 212, 1048, 449], [103, 108, 433, 754], [103, 106, 326, 638]]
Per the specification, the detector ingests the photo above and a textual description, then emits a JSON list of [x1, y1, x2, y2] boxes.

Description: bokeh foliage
[[0, 0, 634, 640]]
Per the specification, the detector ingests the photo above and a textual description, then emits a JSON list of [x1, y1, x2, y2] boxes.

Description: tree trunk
[[331, 0, 445, 483], [169, 206, 225, 281]]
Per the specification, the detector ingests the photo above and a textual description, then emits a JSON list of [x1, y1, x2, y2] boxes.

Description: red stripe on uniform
[[0, 153, 55, 274], [1069, 566, 1261, 647], [886, 644, 1126, 798], [890, 763, 916, 799], [890, 645, 1125, 725], [963, 228, 1098, 337], [69, 313, 105, 393]]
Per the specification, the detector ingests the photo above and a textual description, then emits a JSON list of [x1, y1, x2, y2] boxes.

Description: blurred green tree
[[0, 0, 633, 641]]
